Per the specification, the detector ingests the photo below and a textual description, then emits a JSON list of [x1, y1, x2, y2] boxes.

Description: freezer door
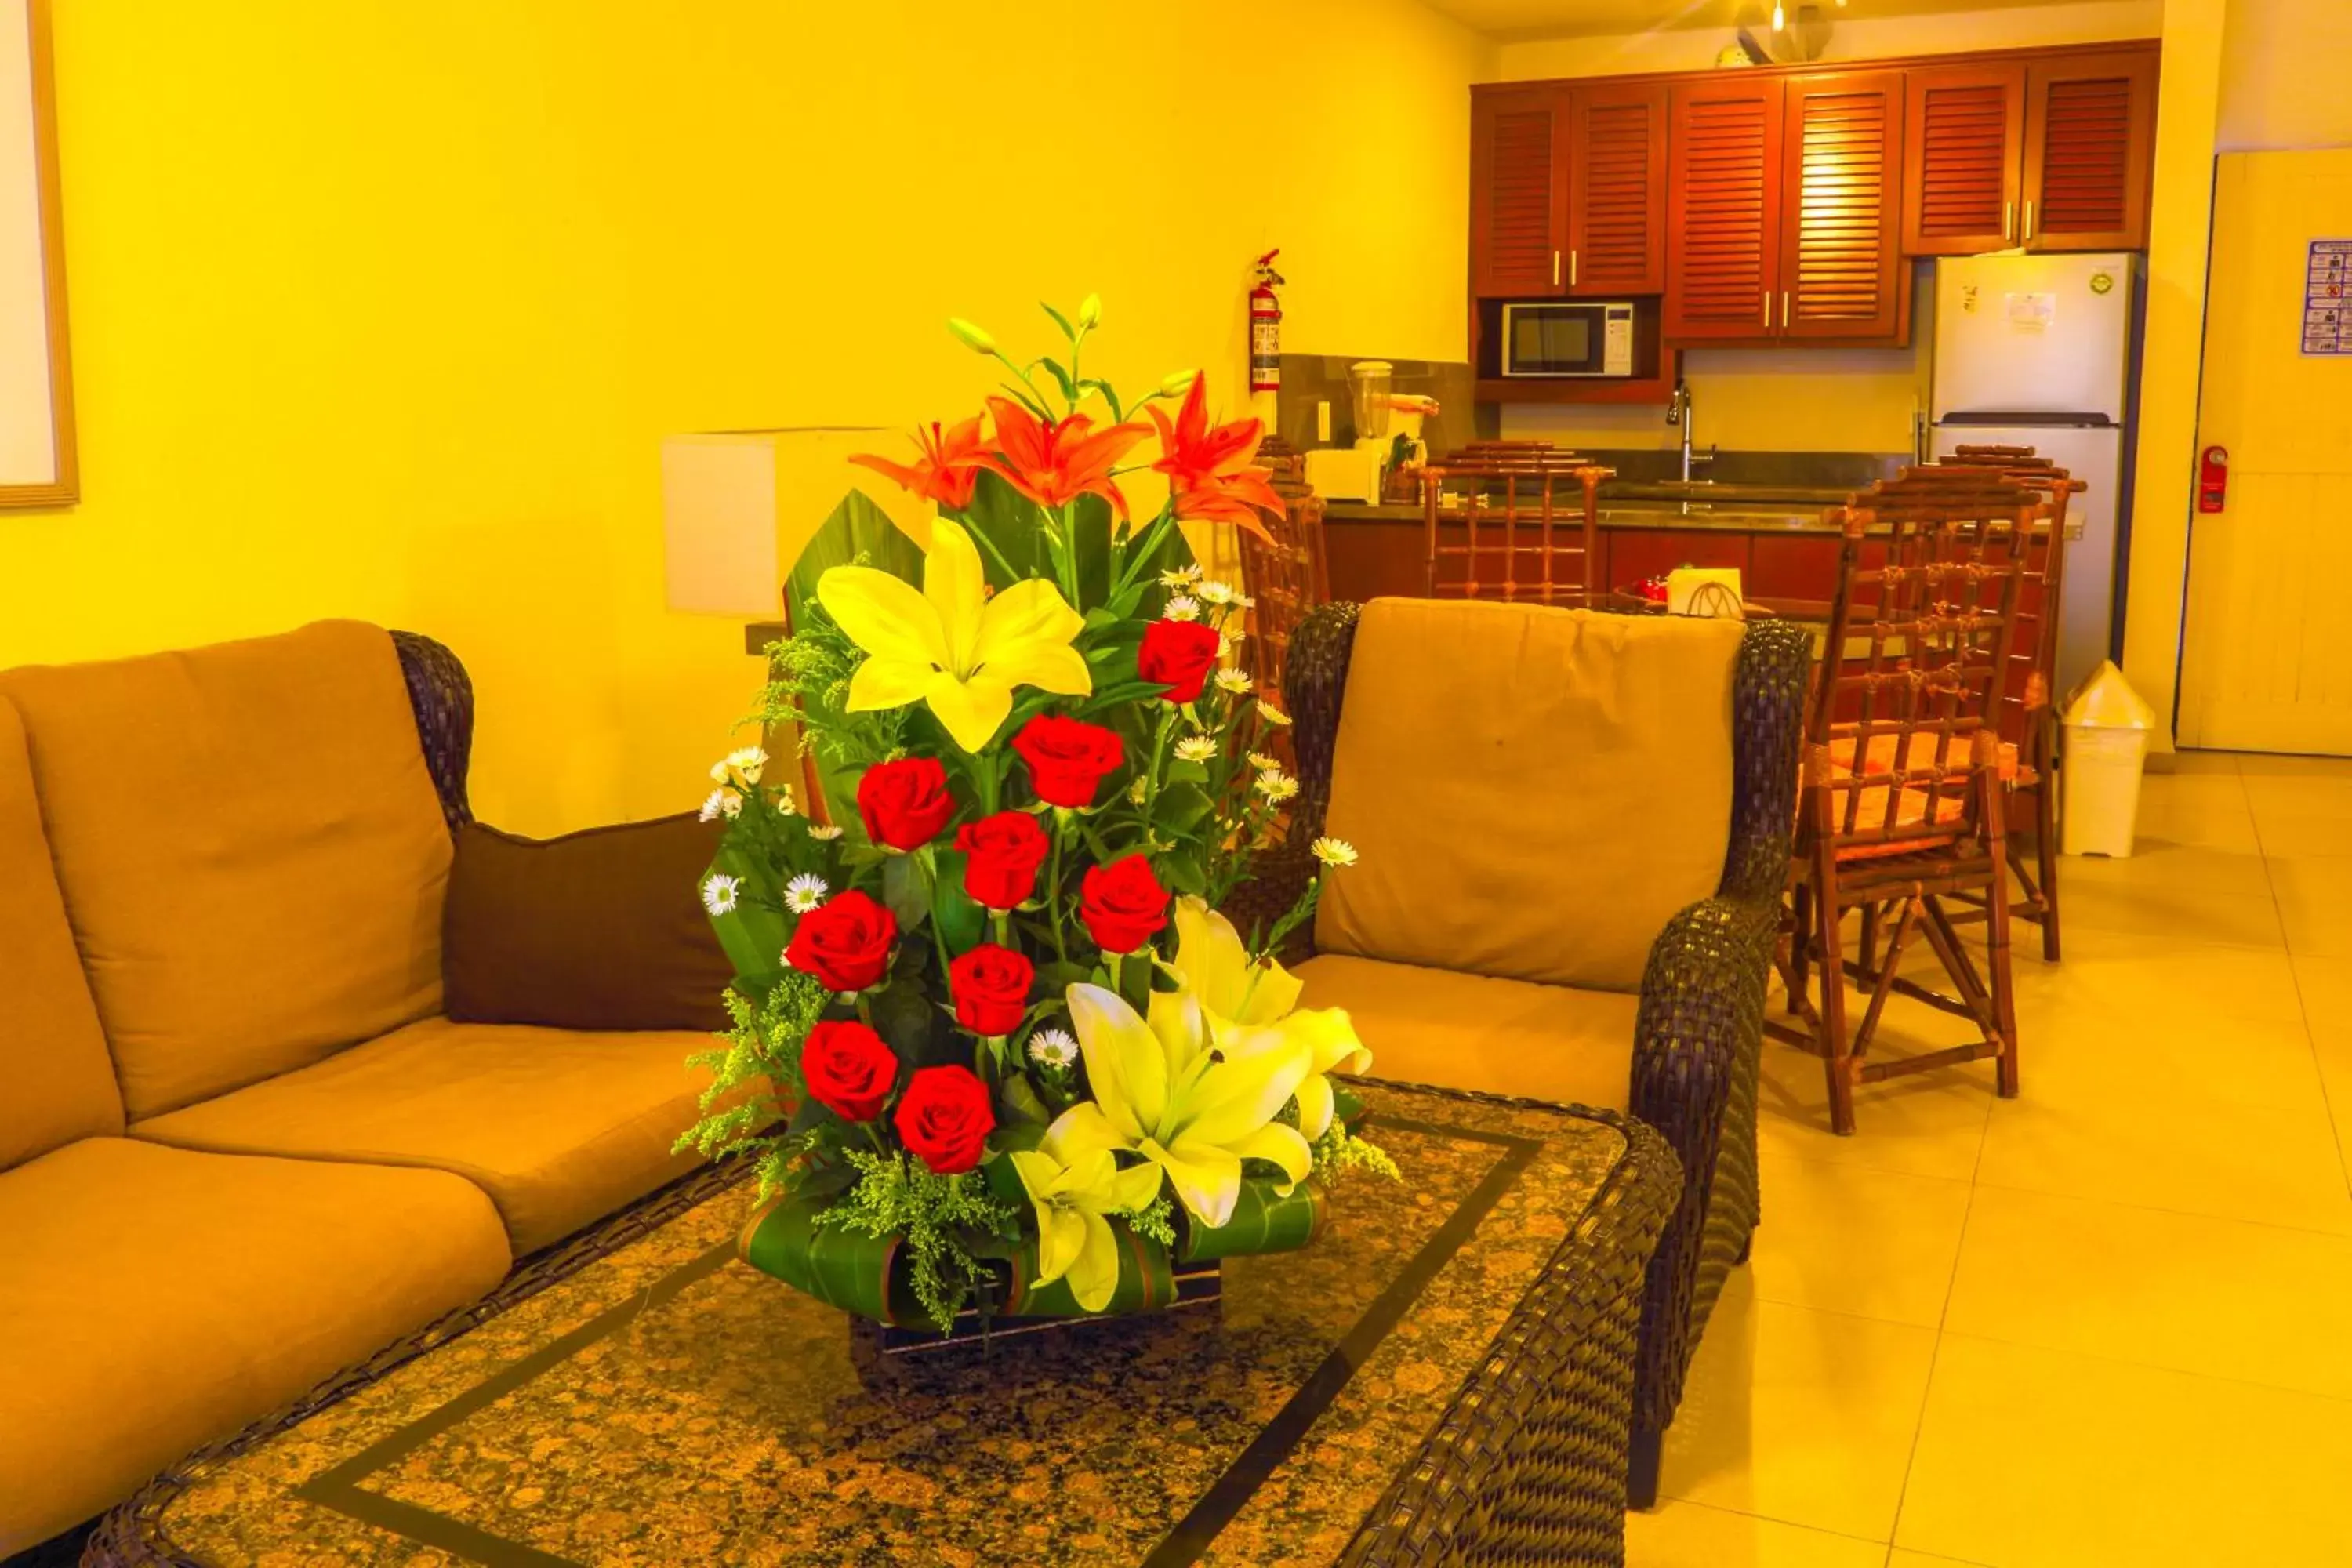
[[1931, 253, 2134, 422], [1928, 422, 2122, 702]]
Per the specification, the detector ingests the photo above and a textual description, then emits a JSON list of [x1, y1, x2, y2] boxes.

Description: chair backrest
[[1422, 459, 1614, 605], [1239, 437, 1330, 702], [1803, 477, 2039, 858], [1915, 448, 2086, 740]]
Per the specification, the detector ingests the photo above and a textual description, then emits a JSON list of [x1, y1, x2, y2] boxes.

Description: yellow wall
[[4, 0, 1490, 833]]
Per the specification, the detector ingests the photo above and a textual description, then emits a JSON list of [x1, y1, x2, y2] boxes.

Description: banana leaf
[[1180, 1179, 1326, 1263], [1000, 1221, 1177, 1317], [739, 1190, 916, 1327], [705, 840, 790, 985]]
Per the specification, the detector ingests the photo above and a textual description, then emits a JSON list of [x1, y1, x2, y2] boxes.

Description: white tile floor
[[1629, 752, 2352, 1567]]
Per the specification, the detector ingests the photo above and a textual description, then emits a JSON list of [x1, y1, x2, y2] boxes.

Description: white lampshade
[[661, 428, 931, 616]]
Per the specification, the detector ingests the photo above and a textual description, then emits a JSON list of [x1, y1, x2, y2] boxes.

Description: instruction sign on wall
[[2304, 240, 2352, 354]]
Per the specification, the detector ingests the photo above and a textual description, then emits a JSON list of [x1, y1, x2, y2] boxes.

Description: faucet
[[1664, 379, 1715, 485]]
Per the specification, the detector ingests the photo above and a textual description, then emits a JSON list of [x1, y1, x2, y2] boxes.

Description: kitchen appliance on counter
[[1305, 361, 1418, 502], [1501, 300, 1638, 378], [1930, 252, 2140, 699]]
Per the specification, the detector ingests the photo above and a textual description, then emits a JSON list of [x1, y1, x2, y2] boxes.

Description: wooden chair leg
[[1984, 775, 2023, 1098], [1788, 880, 1813, 1012], [2035, 776, 2062, 963], [1817, 887, 1857, 1137]]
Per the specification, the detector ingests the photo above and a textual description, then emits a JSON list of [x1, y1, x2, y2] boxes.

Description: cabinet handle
[[1570, 249, 1578, 287], [1553, 250, 1561, 287], [1781, 290, 1791, 329], [2024, 200, 2035, 242], [2004, 200, 2015, 241], [1763, 289, 1771, 326]]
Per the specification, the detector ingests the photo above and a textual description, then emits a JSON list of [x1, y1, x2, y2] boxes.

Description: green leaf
[[739, 1192, 917, 1326], [1004, 1221, 1176, 1317], [1161, 852, 1207, 898], [881, 852, 930, 935], [1040, 301, 1076, 340], [1038, 355, 1077, 404], [706, 844, 790, 982], [959, 469, 1053, 590], [1158, 782, 1214, 833], [931, 851, 986, 953], [1179, 1179, 1326, 1263]]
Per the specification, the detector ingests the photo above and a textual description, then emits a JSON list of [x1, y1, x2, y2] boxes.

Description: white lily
[[1167, 897, 1370, 1141], [1065, 983, 1314, 1228], [1007, 1106, 1167, 1312]]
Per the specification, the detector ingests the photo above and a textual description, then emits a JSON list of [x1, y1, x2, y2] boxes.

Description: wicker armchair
[[1232, 599, 1810, 1508]]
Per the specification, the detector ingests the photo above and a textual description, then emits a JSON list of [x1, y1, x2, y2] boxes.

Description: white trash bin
[[2060, 661, 2156, 857]]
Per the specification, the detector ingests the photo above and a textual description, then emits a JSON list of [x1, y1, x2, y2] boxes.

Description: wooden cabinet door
[[2023, 49, 2158, 251], [1780, 70, 1907, 339], [1903, 62, 2026, 255], [1666, 78, 1784, 340], [1471, 85, 1570, 296], [1566, 82, 1668, 296]]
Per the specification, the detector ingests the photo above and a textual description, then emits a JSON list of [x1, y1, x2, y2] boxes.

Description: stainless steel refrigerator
[[1929, 252, 2138, 701]]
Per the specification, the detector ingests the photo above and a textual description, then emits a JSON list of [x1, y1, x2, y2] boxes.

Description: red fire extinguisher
[[2198, 445, 2230, 514], [1250, 249, 1283, 394]]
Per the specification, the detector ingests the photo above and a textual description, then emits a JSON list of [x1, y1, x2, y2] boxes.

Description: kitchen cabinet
[[1902, 47, 2157, 255], [1472, 82, 1668, 299], [1664, 77, 1784, 340]]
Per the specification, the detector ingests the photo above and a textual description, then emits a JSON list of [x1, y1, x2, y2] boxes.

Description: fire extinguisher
[[1250, 249, 1283, 394]]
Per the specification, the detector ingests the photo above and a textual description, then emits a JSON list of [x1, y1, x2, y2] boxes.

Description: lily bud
[[947, 318, 997, 355], [1161, 368, 1200, 397], [1077, 293, 1102, 329]]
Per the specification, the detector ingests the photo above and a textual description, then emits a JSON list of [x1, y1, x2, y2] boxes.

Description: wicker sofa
[[1255, 597, 1809, 1505], [0, 622, 726, 1554]]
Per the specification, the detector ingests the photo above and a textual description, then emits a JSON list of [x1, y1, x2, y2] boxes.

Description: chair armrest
[[1721, 619, 1811, 903], [392, 629, 474, 832]]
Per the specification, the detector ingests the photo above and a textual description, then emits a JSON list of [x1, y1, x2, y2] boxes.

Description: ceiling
[[1420, 0, 2077, 42]]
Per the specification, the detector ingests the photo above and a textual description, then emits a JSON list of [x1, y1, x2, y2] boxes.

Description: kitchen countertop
[[1323, 498, 1846, 535]]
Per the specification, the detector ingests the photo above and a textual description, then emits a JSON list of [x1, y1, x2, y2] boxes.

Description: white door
[[2178, 151, 2352, 755]]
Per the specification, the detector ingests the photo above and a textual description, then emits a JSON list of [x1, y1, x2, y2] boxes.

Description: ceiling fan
[[1727, 0, 1842, 65]]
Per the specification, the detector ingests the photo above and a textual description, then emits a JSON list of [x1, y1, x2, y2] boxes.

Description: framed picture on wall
[[2, 0, 72, 509]]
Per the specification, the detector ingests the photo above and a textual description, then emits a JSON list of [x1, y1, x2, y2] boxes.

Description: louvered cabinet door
[[1903, 63, 2025, 255], [1471, 85, 1570, 296], [1566, 82, 1666, 296], [2024, 50, 2158, 251], [1666, 78, 1784, 341], [1781, 71, 1906, 340]]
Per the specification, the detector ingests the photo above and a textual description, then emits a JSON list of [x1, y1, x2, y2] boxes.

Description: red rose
[[893, 1065, 996, 1174], [1080, 854, 1171, 955], [857, 757, 955, 851], [955, 811, 1051, 910], [948, 942, 1034, 1037], [800, 1020, 897, 1123], [1011, 714, 1125, 808], [1138, 619, 1223, 703], [785, 889, 898, 993]]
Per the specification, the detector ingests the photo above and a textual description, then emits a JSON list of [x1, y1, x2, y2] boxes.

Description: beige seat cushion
[[1317, 598, 1739, 993], [0, 621, 452, 1120], [132, 1018, 720, 1253], [1295, 952, 1638, 1112], [0, 1138, 507, 1552], [0, 698, 123, 1171]]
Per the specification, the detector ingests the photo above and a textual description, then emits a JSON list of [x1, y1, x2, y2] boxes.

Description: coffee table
[[91, 1082, 1676, 1567]]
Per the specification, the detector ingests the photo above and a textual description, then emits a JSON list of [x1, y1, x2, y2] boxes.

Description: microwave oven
[[1501, 301, 1636, 378]]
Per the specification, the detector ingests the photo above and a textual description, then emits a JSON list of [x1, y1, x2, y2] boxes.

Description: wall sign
[[0, 0, 73, 508], [2304, 240, 2352, 356]]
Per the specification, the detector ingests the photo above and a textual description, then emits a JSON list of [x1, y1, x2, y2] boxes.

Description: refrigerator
[[1929, 252, 2139, 702]]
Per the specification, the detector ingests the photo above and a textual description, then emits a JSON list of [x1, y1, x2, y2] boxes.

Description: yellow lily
[[815, 518, 1091, 753], [1167, 897, 1370, 1141], [1065, 982, 1314, 1228], [1007, 1105, 1167, 1312]]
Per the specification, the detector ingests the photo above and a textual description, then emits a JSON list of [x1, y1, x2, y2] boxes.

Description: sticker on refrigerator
[[2005, 292, 2056, 332], [2303, 240, 2352, 354]]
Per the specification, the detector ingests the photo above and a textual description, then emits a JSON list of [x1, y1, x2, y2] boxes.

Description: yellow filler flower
[[1167, 897, 1370, 1141], [1007, 1105, 1167, 1313], [815, 518, 1091, 753]]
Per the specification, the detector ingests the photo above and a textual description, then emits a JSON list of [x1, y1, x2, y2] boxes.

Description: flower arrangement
[[679, 299, 1392, 1334]]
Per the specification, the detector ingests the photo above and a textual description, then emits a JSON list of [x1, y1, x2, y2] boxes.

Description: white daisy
[[724, 746, 768, 785], [1237, 593, 1258, 610], [1311, 837, 1359, 868], [1174, 735, 1218, 763], [1256, 700, 1292, 728], [807, 822, 844, 841], [1254, 768, 1300, 803], [1027, 1027, 1079, 1068], [1223, 627, 1247, 647], [1214, 668, 1254, 695], [699, 788, 743, 822], [1163, 595, 1201, 622], [771, 785, 799, 816], [1158, 564, 1203, 589], [1247, 750, 1280, 773], [1127, 775, 1149, 805], [784, 873, 829, 913], [1197, 579, 1236, 606], [699, 873, 741, 916]]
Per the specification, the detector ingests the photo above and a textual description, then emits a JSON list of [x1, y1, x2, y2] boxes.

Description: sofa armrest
[[1626, 890, 1776, 1446], [1720, 619, 1811, 903]]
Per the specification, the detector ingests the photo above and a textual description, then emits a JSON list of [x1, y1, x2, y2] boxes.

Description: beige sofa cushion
[[0, 697, 123, 1171], [0, 622, 452, 1119], [0, 1138, 507, 1552], [1295, 952, 1638, 1112], [132, 1018, 720, 1253], [1316, 599, 1739, 993]]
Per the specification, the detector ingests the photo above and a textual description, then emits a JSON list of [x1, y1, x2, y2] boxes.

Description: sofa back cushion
[[0, 696, 124, 1168], [0, 622, 452, 1119], [1316, 598, 1740, 993]]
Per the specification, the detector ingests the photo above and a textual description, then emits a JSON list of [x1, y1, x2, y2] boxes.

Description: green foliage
[[815, 1149, 1020, 1332], [1311, 1125, 1402, 1186], [672, 971, 829, 1197], [1123, 1193, 1176, 1251]]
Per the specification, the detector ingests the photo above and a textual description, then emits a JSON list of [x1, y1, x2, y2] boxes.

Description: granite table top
[[111, 1082, 1672, 1568]]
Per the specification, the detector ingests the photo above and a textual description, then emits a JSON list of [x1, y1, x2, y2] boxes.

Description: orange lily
[[849, 417, 987, 511], [973, 397, 1150, 521], [1147, 374, 1284, 542]]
